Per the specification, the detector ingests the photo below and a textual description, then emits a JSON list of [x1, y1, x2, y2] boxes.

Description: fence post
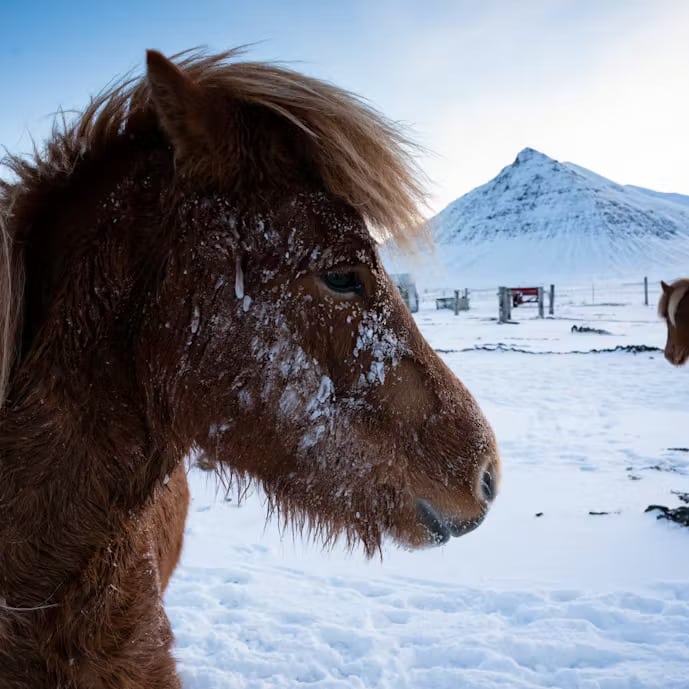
[[498, 286, 512, 323], [549, 284, 555, 315], [538, 287, 545, 318], [644, 276, 649, 306], [454, 289, 459, 316]]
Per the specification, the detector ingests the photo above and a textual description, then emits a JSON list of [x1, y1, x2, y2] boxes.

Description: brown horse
[[0, 49, 500, 688], [659, 279, 689, 366]]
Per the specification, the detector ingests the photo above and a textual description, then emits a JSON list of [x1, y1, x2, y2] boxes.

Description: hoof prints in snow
[[167, 566, 689, 688]]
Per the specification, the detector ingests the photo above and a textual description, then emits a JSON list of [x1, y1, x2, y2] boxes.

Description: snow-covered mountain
[[427, 148, 689, 285]]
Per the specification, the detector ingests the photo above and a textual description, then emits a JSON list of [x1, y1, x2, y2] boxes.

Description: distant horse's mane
[[659, 279, 689, 326], [0, 48, 428, 408]]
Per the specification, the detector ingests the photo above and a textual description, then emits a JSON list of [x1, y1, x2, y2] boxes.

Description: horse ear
[[146, 50, 208, 159], [661, 281, 672, 295]]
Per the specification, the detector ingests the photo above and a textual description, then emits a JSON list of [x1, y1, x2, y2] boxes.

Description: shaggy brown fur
[[659, 279, 689, 366], [0, 49, 499, 688]]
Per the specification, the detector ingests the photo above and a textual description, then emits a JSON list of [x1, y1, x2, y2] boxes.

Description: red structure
[[510, 287, 540, 307]]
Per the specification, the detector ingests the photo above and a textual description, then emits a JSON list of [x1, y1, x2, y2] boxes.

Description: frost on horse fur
[[0, 49, 500, 688]]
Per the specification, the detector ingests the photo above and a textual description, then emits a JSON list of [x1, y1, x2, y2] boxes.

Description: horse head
[[659, 279, 689, 366]]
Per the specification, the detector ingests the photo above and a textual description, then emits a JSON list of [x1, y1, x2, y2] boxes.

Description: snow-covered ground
[[167, 279, 689, 689]]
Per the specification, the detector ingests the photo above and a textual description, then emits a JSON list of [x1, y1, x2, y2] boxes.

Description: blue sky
[[2, 1, 688, 213]]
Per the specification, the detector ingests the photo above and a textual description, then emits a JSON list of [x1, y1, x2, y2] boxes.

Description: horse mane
[[662, 279, 689, 326], [0, 47, 429, 409]]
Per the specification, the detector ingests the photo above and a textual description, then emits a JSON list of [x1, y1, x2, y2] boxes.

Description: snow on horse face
[[659, 279, 689, 366], [0, 49, 499, 686], [186, 190, 499, 552]]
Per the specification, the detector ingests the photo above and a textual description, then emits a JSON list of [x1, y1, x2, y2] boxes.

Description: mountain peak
[[513, 147, 553, 165], [428, 151, 689, 284]]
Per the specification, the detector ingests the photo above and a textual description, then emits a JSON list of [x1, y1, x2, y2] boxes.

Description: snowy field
[[167, 279, 689, 689]]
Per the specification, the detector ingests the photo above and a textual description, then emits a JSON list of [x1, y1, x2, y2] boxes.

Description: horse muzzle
[[415, 498, 487, 545]]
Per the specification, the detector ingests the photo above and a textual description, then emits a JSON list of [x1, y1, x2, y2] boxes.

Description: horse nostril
[[480, 470, 495, 502]]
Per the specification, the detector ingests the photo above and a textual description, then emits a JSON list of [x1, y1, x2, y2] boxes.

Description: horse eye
[[322, 271, 363, 295]]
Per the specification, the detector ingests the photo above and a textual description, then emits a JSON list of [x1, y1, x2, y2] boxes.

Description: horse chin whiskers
[[263, 492, 385, 558]]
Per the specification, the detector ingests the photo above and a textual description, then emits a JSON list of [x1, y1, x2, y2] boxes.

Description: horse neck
[[0, 145, 185, 601]]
